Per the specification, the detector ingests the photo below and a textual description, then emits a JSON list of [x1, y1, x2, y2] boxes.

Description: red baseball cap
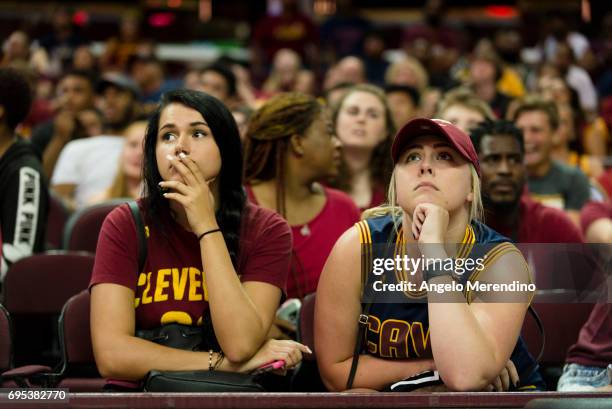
[[391, 118, 481, 177]]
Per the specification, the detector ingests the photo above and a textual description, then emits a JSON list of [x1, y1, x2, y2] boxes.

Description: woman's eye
[[193, 130, 207, 138], [161, 132, 175, 141], [438, 152, 453, 161], [405, 152, 421, 162]]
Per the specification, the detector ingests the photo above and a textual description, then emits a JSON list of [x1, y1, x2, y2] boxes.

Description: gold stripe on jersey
[[456, 224, 476, 260], [465, 242, 534, 304], [356, 221, 373, 297], [466, 242, 515, 292], [395, 227, 427, 298]]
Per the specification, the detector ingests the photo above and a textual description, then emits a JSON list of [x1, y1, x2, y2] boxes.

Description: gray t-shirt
[[527, 160, 591, 211]]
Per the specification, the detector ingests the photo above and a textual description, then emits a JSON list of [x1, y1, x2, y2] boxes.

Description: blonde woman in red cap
[[315, 118, 544, 392]]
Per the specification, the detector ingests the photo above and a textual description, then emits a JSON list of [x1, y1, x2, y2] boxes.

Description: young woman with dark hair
[[90, 89, 310, 384], [331, 84, 396, 211], [243, 92, 360, 300]]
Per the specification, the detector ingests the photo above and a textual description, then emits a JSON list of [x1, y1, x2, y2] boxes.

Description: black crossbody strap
[[346, 221, 375, 390], [528, 305, 545, 364], [127, 201, 146, 274], [346, 292, 373, 390]]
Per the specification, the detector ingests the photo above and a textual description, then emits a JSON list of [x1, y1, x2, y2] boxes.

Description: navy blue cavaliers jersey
[[355, 214, 545, 391]]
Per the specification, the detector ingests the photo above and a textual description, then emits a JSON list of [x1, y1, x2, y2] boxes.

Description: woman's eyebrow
[[406, 142, 453, 150], [159, 121, 209, 131], [159, 123, 175, 131]]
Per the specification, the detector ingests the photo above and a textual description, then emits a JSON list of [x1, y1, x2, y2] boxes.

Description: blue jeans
[[557, 363, 610, 391]]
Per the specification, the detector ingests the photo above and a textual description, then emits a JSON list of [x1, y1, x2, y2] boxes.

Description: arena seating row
[[1, 290, 104, 391], [1, 252, 94, 368], [0, 197, 602, 392], [47, 195, 131, 253]]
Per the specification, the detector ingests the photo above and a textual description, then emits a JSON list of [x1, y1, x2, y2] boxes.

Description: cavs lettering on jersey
[[356, 215, 545, 390]]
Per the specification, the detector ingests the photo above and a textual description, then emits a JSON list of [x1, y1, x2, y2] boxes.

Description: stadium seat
[[522, 301, 595, 390], [2, 251, 95, 367], [51, 290, 104, 391], [298, 293, 316, 359], [45, 191, 70, 250], [292, 293, 326, 391], [0, 303, 52, 387], [0, 304, 12, 373], [62, 199, 132, 253]]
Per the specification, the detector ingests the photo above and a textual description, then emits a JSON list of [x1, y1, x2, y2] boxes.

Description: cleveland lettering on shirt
[[90, 201, 292, 330]]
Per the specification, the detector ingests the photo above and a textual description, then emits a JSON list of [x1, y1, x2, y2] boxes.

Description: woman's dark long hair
[[143, 89, 245, 267]]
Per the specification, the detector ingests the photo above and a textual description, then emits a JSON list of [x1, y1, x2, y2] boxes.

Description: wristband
[[198, 228, 221, 241], [424, 261, 450, 282]]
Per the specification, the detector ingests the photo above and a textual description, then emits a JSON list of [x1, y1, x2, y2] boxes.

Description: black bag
[[136, 324, 205, 352], [127, 201, 265, 393], [144, 370, 265, 392]]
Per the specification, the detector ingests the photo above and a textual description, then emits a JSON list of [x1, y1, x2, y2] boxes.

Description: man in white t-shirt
[[52, 73, 140, 210]]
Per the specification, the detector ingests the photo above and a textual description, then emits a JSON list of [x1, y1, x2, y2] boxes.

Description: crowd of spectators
[[0, 0, 610, 393]]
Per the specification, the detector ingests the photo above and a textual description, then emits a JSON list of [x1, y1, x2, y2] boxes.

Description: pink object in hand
[[251, 360, 285, 375]]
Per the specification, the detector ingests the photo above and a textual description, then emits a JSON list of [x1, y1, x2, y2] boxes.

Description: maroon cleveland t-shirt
[[90, 201, 292, 330]]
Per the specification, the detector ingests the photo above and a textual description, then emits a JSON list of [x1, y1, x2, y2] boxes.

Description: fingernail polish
[[166, 154, 174, 161], [178, 152, 187, 159]]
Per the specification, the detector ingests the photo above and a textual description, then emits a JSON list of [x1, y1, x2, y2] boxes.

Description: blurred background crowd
[[1, 0, 611, 210], [0, 0, 611, 393]]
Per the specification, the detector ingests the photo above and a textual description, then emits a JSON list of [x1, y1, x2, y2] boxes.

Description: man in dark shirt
[[471, 119, 582, 243], [30, 69, 96, 178], [512, 96, 591, 227], [0, 68, 49, 284], [471, 120, 583, 290]]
